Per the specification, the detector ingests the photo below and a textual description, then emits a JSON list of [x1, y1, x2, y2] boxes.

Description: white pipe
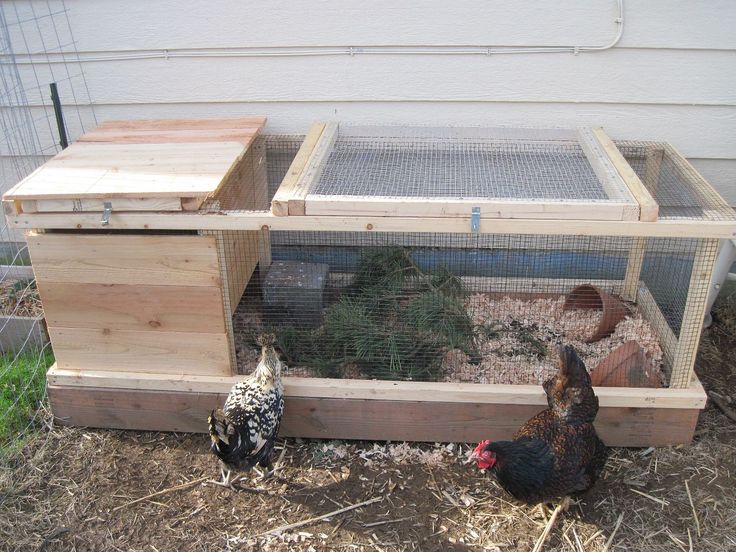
[[0, 0, 624, 65], [703, 239, 736, 328]]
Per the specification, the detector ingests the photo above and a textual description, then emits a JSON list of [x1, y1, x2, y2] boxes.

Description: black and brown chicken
[[471, 344, 608, 506], [208, 333, 285, 488]]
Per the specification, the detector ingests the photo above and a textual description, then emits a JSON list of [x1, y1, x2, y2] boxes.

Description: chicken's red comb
[[473, 440, 491, 453]]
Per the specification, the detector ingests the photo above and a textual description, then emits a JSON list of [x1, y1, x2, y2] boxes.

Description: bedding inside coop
[[227, 232, 699, 389]]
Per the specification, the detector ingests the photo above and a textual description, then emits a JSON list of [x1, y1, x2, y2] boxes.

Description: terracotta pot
[[591, 341, 662, 388], [562, 284, 628, 343]]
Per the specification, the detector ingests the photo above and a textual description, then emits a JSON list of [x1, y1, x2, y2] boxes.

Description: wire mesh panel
[[317, 138, 609, 201], [282, 125, 642, 220], [617, 142, 735, 222], [264, 135, 303, 200], [225, 230, 708, 390], [0, 1, 93, 457]]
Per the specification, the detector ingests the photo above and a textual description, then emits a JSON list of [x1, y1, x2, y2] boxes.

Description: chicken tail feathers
[[208, 409, 239, 457], [557, 344, 592, 389]]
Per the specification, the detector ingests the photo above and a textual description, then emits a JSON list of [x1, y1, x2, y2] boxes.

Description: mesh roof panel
[[314, 138, 612, 201]]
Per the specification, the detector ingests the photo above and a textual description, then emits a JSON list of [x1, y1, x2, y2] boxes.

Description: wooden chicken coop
[[4, 118, 734, 447]]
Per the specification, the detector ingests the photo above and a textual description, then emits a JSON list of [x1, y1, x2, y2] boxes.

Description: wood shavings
[[235, 291, 666, 386], [443, 294, 666, 386], [359, 443, 455, 468]]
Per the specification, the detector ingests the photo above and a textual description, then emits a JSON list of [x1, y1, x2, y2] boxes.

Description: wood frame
[[43, 274, 707, 446], [304, 196, 640, 221], [271, 122, 334, 216], [670, 238, 721, 386], [46, 366, 705, 447], [589, 128, 659, 222], [27, 232, 234, 377], [273, 124, 655, 222], [621, 145, 665, 301], [6, 123, 732, 447], [5, 210, 735, 238]]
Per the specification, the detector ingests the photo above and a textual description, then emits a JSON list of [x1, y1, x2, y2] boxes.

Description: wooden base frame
[[47, 366, 706, 447], [43, 276, 707, 448]]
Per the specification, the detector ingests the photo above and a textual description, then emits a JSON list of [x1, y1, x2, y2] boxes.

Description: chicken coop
[[4, 118, 734, 447]]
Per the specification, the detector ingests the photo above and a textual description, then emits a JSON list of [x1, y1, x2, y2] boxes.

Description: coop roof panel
[[3, 117, 266, 212], [274, 124, 657, 221]]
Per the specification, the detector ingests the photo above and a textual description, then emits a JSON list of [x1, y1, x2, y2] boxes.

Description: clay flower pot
[[563, 284, 628, 343], [592, 341, 662, 388]]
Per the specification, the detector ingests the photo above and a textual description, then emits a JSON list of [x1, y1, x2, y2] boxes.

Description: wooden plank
[[621, 147, 664, 301], [643, 146, 665, 193], [637, 284, 679, 371], [591, 127, 660, 222], [27, 233, 221, 287], [622, 237, 647, 302], [22, 197, 183, 213], [90, 117, 266, 133], [201, 230, 260, 316], [214, 145, 254, 211], [577, 127, 639, 208], [49, 328, 231, 376], [9, 211, 736, 239], [289, 122, 338, 216], [46, 384, 701, 447], [305, 196, 639, 221], [4, 141, 246, 200], [46, 366, 707, 410], [37, 281, 225, 333], [200, 231, 237, 371], [338, 125, 578, 141], [663, 143, 736, 218], [670, 238, 720, 387], [214, 138, 269, 212], [77, 128, 263, 146], [271, 122, 326, 216]]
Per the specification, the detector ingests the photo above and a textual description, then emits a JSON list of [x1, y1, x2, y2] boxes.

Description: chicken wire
[[315, 137, 613, 201], [616, 141, 735, 222], [220, 225, 709, 390], [196, 135, 726, 391], [204, 134, 735, 228], [0, 1, 95, 458], [205, 128, 650, 214], [176, 134, 730, 392]]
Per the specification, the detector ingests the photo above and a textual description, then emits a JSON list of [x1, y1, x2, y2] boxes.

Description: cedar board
[[47, 383, 701, 448]]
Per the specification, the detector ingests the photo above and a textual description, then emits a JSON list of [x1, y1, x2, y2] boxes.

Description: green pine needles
[[277, 247, 475, 381]]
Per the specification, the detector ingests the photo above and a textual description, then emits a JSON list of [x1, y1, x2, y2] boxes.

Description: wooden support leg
[[621, 147, 664, 303], [258, 228, 272, 272], [201, 230, 237, 374], [622, 237, 647, 302], [670, 239, 720, 388]]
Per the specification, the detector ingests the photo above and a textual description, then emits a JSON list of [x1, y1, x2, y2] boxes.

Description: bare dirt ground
[[1, 286, 735, 551]]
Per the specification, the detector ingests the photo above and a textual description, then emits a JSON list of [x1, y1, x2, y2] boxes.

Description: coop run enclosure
[[4, 118, 734, 447]]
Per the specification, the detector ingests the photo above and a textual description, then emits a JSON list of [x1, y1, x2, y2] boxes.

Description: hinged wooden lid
[[3, 117, 266, 214]]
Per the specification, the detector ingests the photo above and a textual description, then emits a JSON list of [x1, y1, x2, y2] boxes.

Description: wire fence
[[0, 1, 94, 459]]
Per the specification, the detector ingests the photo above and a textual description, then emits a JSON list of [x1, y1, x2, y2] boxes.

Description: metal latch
[[471, 207, 481, 233], [101, 202, 112, 226]]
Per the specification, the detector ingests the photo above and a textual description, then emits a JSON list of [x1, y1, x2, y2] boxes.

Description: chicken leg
[[208, 466, 241, 490]]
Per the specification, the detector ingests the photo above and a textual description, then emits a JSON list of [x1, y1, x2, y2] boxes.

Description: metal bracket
[[471, 207, 481, 233], [101, 202, 112, 226]]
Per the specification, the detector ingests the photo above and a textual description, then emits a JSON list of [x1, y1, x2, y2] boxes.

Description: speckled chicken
[[471, 345, 608, 505], [208, 333, 284, 488]]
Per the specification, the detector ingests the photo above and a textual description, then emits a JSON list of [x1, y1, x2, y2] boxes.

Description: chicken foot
[[207, 467, 242, 490], [531, 496, 571, 552]]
